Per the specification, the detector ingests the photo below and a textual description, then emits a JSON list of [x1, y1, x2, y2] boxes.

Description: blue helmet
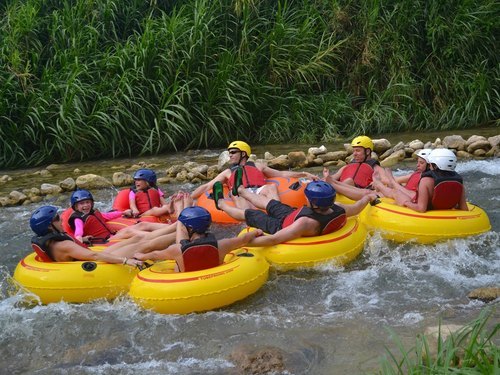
[[178, 206, 212, 234], [30, 205, 59, 236], [305, 181, 336, 207], [133, 169, 157, 185], [70, 189, 94, 208]]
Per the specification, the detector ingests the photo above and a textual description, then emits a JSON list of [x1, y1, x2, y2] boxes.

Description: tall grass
[[0, 0, 498, 168], [378, 308, 499, 374]]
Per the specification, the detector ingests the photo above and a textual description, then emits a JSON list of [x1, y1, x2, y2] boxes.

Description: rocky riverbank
[[0, 134, 498, 207]]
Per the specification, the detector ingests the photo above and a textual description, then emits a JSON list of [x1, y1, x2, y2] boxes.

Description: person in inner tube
[[29, 205, 179, 266], [191, 141, 317, 209], [214, 181, 377, 247], [371, 149, 432, 203], [323, 135, 385, 201], [133, 206, 262, 272]]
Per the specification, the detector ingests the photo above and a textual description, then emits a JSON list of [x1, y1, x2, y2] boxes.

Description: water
[[0, 156, 499, 374]]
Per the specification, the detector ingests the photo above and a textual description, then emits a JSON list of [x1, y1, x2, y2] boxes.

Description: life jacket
[[69, 210, 115, 240], [340, 159, 379, 188], [180, 233, 220, 272], [281, 205, 347, 236], [31, 232, 85, 262], [404, 171, 422, 192], [420, 170, 464, 210], [228, 162, 266, 189], [133, 187, 162, 214]]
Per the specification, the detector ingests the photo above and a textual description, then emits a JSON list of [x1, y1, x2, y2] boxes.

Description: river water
[[0, 143, 499, 374]]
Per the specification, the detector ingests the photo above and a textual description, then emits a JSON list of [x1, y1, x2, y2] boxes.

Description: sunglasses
[[228, 150, 240, 155]]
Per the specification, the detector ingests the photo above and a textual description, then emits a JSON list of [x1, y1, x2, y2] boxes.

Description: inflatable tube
[[197, 177, 309, 224], [240, 216, 367, 270], [13, 252, 139, 304], [128, 248, 269, 314], [360, 198, 491, 244], [111, 188, 172, 223]]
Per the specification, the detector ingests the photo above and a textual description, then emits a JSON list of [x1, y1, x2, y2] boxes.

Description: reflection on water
[[0, 155, 498, 374]]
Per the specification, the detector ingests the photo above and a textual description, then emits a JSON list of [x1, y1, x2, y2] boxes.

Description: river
[[0, 140, 499, 374]]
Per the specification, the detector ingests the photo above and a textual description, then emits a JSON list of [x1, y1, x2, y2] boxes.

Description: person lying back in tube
[[395, 148, 468, 212], [133, 206, 262, 272]]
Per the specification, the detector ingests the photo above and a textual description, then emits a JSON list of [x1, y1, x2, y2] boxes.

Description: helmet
[[133, 169, 157, 185], [305, 181, 336, 207], [70, 189, 94, 208], [351, 136, 374, 151], [227, 141, 251, 156], [30, 205, 59, 236], [416, 148, 432, 163], [428, 149, 457, 171], [178, 206, 212, 234]]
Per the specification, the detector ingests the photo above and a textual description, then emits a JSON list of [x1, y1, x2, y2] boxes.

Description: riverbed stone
[[473, 148, 487, 157], [267, 155, 290, 170], [465, 135, 487, 147], [175, 170, 189, 182], [404, 147, 415, 157], [165, 165, 183, 177], [22, 187, 41, 198], [423, 141, 433, 149], [206, 165, 220, 180], [73, 168, 81, 174], [308, 145, 327, 156], [442, 135, 466, 150], [9, 190, 28, 205], [75, 174, 112, 189], [488, 135, 500, 149], [217, 151, 230, 171], [30, 196, 43, 204], [264, 151, 275, 160], [467, 287, 500, 302], [287, 151, 307, 168], [467, 139, 491, 154], [379, 147, 394, 160], [40, 183, 63, 195], [189, 163, 209, 176], [0, 175, 12, 184], [392, 141, 406, 153], [373, 139, 391, 154], [456, 150, 473, 159], [59, 177, 76, 191], [112, 172, 133, 187], [39, 169, 53, 178], [380, 149, 406, 167], [321, 151, 348, 162], [46, 164, 63, 171], [343, 143, 353, 153], [0, 197, 9, 206], [229, 346, 286, 374], [408, 140, 424, 150]]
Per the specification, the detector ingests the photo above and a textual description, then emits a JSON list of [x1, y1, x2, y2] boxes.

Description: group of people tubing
[[28, 135, 467, 272]]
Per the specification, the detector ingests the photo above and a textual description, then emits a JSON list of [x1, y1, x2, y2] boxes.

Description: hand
[[82, 236, 93, 244], [123, 209, 133, 218], [125, 258, 143, 267], [322, 167, 330, 180], [131, 209, 140, 218], [253, 229, 264, 237]]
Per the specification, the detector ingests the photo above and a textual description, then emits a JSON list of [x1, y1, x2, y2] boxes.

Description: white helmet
[[428, 148, 457, 171], [416, 148, 432, 163]]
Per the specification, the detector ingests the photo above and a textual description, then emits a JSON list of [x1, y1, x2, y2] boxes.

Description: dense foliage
[[1, 0, 498, 168]]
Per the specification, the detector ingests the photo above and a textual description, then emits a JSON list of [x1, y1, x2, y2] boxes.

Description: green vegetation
[[1, 0, 498, 168], [378, 309, 499, 374]]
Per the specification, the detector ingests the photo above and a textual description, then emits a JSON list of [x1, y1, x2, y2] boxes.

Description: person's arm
[[191, 170, 231, 199], [51, 240, 142, 266], [324, 166, 345, 183], [458, 187, 468, 211], [260, 165, 317, 180], [394, 173, 411, 185], [247, 218, 318, 247], [175, 220, 189, 244], [336, 195, 374, 217], [129, 190, 140, 217], [101, 211, 123, 220], [217, 229, 263, 256], [397, 177, 433, 212], [72, 218, 87, 243], [134, 244, 182, 262]]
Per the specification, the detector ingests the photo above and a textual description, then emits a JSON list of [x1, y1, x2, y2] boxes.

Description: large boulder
[[408, 139, 424, 150], [267, 155, 290, 170], [287, 151, 307, 168], [320, 151, 348, 162], [217, 151, 230, 171], [59, 177, 76, 191], [465, 135, 487, 147], [9, 190, 28, 205], [467, 139, 491, 154], [442, 135, 466, 151], [307, 145, 327, 156], [373, 138, 391, 154], [380, 149, 406, 167], [40, 183, 63, 195], [112, 172, 133, 187]]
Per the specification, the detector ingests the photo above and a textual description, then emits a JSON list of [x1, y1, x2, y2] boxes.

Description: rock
[[217, 151, 230, 171], [456, 150, 473, 159], [165, 165, 184, 177], [46, 164, 63, 171], [287, 151, 307, 168], [404, 147, 415, 157], [267, 155, 290, 170], [190, 164, 209, 175], [73, 168, 81, 174], [467, 140, 491, 154], [307, 145, 327, 156], [309, 158, 324, 167], [29, 196, 43, 204], [423, 141, 433, 149], [379, 147, 394, 160], [39, 169, 53, 178], [0, 197, 10, 207], [434, 137, 442, 147], [176, 170, 189, 182], [392, 141, 406, 152], [473, 149, 487, 157], [206, 165, 219, 180], [467, 287, 500, 302], [337, 160, 347, 167], [380, 149, 406, 167], [40, 183, 63, 195], [9, 190, 28, 205], [264, 151, 275, 160], [323, 160, 339, 167], [320, 151, 348, 162], [59, 177, 76, 191], [465, 135, 487, 147], [408, 140, 424, 150], [112, 172, 133, 187], [373, 138, 391, 154], [343, 143, 353, 154], [157, 177, 172, 184], [0, 175, 12, 183], [488, 135, 500, 148], [75, 174, 112, 189], [229, 346, 286, 374], [22, 187, 41, 198], [442, 135, 466, 151]]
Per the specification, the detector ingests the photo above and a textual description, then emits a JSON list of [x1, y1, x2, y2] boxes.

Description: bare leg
[[259, 184, 280, 201], [237, 185, 274, 209], [218, 200, 247, 221], [330, 180, 373, 201]]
